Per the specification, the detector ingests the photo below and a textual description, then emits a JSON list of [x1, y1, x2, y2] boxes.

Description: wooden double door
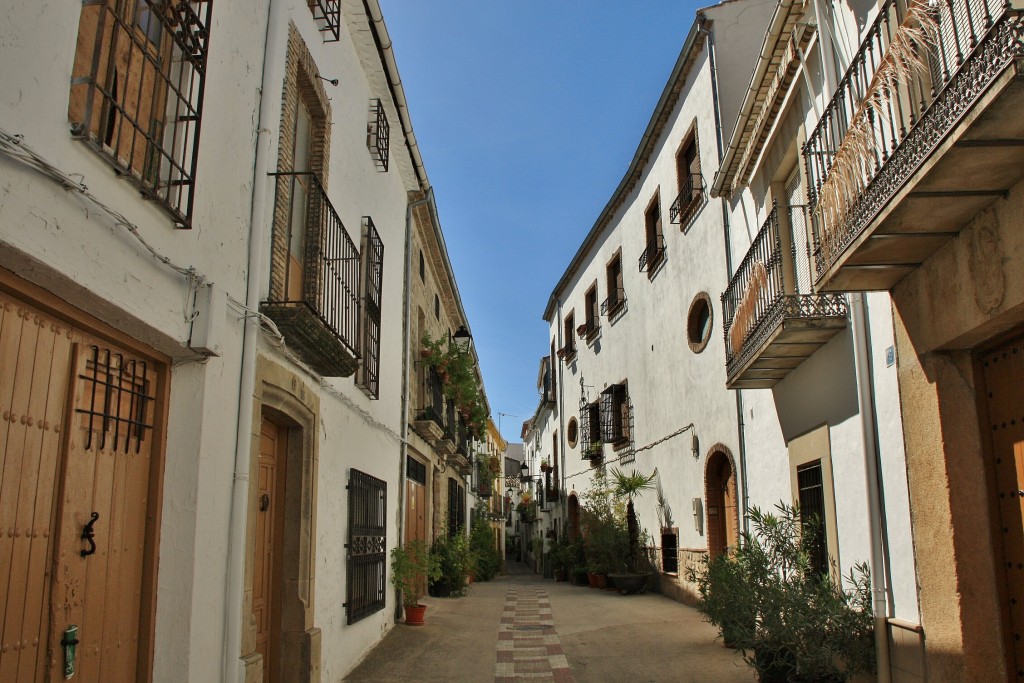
[[0, 288, 163, 682]]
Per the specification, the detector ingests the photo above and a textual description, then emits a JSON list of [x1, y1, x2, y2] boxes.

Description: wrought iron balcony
[[804, 0, 1024, 292], [638, 233, 665, 273], [601, 287, 626, 316], [262, 172, 360, 377], [721, 204, 848, 389], [669, 173, 706, 228]]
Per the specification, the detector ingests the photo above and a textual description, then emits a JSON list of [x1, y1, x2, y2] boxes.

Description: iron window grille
[[445, 399, 457, 442], [357, 217, 384, 398], [578, 380, 603, 461], [345, 469, 387, 624], [638, 233, 665, 273], [406, 455, 427, 485], [601, 383, 630, 444], [263, 171, 362, 377], [308, 0, 341, 42], [583, 286, 600, 337], [669, 172, 706, 227], [797, 461, 829, 578], [367, 99, 390, 171], [418, 365, 445, 425], [661, 530, 679, 573], [69, 0, 212, 228], [76, 345, 154, 453], [560, 313, 576, 359], [448, 478, 465, 537]]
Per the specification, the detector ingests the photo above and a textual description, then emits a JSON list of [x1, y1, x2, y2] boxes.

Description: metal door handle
[[259, 494, 270, 512], [80, 512, 99, 557]]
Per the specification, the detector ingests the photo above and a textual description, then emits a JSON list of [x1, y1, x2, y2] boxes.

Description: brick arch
[[703, 443, 740, 559]]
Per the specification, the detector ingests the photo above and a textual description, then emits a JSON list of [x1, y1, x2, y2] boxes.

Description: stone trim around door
[[241, 354, 321, 683]]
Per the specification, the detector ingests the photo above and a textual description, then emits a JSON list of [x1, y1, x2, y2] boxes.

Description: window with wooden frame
[[357, 217, 384, 399], [601, 382, 630, 444], [549, 340, 558, 396], [69, 0, 212, 228], [581, 401, 602, 460], [583, 283, 600, 338], [345, 469, 386, 624], [560, 311, 576, 359], [603, 252, 625, 316], [671, 129, 705, 228], [639, 193, 664, 274], [434, 294, 440, 320], [797, 461, 830, 578]]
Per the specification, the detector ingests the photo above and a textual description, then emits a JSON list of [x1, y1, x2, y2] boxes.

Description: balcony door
[[287, 101, 313, 301], [786, 169, 812, 293]]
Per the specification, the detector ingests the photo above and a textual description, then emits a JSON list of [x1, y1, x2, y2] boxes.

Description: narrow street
[[344, 563, 754, 683]]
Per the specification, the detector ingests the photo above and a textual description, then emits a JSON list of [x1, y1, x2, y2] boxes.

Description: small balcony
[[669, 173, 706, 229], [722, 204, 848, 389], [262, 172, 361, 377], [413, 366, 446, 443], [804, 0, 1024, 292], [638, 233, 665, 273], [601, 287, 626, 317]]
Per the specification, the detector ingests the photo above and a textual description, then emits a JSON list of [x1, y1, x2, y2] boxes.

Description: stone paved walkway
[[495, 585, 574, 682], [343, 566, 754, 682]]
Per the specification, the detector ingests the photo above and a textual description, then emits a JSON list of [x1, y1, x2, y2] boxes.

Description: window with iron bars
[[346, 469, 386, 624], [583, 284, 600, 337], [601, 383, 630, 444], [602, 253, 625, 316], [447, 477, 465, 537], [670, 132, 704, 228], [308, 0, 341, 42], [639, 194, 664, 273], [357, 217, 384, 398], [366, 99, 390, 171], [579, 399, 603, 461], [69, 0, 212, 228], [560, 312, 576, 359]]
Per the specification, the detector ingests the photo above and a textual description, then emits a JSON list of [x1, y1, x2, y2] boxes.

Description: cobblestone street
[[344, 565, 754, 683]]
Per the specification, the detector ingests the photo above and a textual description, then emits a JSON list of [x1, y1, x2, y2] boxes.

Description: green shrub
[[429, 530, 471, 597], [688, 503, 874, 682], [469, 512, 501, 581]]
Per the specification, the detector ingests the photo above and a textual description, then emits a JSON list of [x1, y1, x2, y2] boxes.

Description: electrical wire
[[0, 127, 209, 325], [563, 423, 695, 482]]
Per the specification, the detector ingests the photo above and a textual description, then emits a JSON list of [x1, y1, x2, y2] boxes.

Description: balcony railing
[[721, 203, 848, 388], [804, 0, 1024, 288], [638, 233, 665, 273], [669, 173, 706, 227], [601, 287, 626, 316], [262, 172, 361, 377]]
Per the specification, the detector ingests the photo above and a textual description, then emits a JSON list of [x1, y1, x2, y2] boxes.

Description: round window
[[567, 417, 579, 448], [687, 292, 713, 353]]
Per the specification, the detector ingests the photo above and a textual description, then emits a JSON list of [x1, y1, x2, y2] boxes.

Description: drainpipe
[[223, 2, 280, 681], [850, 294, 892, 683], [395, 189, 433, 620], [705, 22, 750, 532]]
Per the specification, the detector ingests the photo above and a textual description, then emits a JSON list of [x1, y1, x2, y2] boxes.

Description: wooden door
[[50, 342, 158, 682], [0, 286, 161, 683], [254, 415, 286, 683], [982, 336, 1024, 678], [405, 479, 426, 545], [0, 296, 74, 682]]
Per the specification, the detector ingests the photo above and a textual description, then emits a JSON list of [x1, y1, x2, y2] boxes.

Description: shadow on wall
[[771, 326, 859, 442]]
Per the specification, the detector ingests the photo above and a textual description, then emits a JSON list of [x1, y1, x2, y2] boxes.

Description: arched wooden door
[[705, 450, 739, 558]]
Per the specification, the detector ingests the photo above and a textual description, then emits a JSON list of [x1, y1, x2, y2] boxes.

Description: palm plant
[[610, 467, 658, 572]]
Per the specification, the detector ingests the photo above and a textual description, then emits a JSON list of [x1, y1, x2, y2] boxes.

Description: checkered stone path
[[495, 585, 575, 683]]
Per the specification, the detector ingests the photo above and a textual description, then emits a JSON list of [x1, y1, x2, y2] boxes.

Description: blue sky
[[380, 1, 704, 441]]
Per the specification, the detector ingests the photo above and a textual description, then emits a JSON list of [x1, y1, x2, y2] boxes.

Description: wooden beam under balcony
[[805, 2, 1024, 292]]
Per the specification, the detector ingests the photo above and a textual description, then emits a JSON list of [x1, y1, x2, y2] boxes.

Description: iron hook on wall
[[80, 512, 99, 557]]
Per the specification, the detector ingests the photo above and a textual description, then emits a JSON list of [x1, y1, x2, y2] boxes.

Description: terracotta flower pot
[[404, 604, 427, 626]]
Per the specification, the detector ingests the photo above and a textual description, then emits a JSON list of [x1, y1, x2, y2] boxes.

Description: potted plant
[[390, 540, 441, 625], [540, 458, 550, 472], [579, 470, 629, 588], [606, 467, 658, 594]]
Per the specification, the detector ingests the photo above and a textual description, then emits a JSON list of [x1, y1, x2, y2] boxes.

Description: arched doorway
[[705, 446, 739, 558], [567, 493, 580, 542]]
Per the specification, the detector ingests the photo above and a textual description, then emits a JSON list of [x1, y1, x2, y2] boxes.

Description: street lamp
[[452, 325, 473, 354]]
